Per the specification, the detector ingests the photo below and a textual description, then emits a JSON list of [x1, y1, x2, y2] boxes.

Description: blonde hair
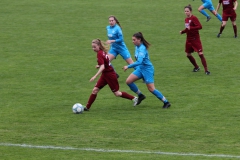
[[92, 39, 109, 53]]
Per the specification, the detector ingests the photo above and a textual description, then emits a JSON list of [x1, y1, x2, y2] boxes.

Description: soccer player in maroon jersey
[[180, 4, 210, 75], [216, 0, 238, 38], [83, 39, 138, 111]]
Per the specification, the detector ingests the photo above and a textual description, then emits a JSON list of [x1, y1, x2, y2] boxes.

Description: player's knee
[[147, 86, 155, 92], [92, 87, 99, 94], [114, 91, 121, 97], [126, 79, 131, 85]]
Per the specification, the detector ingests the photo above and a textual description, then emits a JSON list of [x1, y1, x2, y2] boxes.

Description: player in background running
[[123, 32, 171, 109], [106, 15, 134, 78], [180, 4, 211, 75], [83, 39, 138, 111], [216, 0, 238, 38], [198, 0, 222, 22]]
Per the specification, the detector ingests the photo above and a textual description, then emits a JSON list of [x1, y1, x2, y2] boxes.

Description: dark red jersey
[[219, 0, 236, 14], [181, 15, 202, 40], [97, 50, 114, 73]]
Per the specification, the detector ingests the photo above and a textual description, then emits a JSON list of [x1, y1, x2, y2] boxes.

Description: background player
[[198, 0, 222, 22], [123, 32, 171, 109], [216, 0, 238, 38], [106, 15, 134, 78], [84, 39, 138, 111], [180, 4, 211, 75]]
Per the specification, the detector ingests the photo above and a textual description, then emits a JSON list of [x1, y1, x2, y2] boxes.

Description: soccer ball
[[72, 103, 84, 114]]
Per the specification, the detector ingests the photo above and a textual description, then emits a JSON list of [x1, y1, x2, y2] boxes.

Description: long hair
[[109, 15, 122, 29], [133, 32, 150, 49], [92, 39, 109, 53]]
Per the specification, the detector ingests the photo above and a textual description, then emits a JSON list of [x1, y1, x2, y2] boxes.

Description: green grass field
[[1, 0, 240, 159]]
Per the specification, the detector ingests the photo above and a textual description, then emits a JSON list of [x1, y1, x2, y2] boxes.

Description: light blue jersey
[[106, 24, 131, 60], [127, 43, 154, 84]]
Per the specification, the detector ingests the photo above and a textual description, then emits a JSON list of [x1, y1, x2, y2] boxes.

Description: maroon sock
[[199, 54, 208, 72], [233, 25, 237, 36], [219, 26, 225, 34], [187, 55, 199, 68], [121, 92, 135, 100], [86, 94, 97, 109]]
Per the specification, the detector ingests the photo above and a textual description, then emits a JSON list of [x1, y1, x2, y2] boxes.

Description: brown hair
[[109, 15, 122, 29], [133, 32, 151, 49], [184, 4, 192, 11], [92, 39, 109, 53]]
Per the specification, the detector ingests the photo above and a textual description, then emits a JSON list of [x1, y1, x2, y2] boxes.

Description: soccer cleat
[[193, 67, 200, 72], [84, 107, 89, 111], [217, 33, 221, 38], [206, 16, 211, 22], [132, 97, 138, 106], [205, 71, 211, 75], [162, 102, 171, 109], [137, 94, 146, 105], [234, 35, 238, 38]]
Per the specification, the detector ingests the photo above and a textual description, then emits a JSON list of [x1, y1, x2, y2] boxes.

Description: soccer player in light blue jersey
[[123, 32, 171, 109], [106, 16, 134, 78], [198, 0, 222, 22]]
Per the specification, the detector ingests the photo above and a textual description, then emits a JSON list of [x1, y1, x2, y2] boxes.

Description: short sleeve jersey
[[219, 0, 236, 14], [97, 50, 113, 73]]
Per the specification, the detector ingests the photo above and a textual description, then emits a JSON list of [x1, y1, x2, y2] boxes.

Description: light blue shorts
[[108, 47, 131, 60], [202, 2, 215, 11], [132, 67, 154, 84]]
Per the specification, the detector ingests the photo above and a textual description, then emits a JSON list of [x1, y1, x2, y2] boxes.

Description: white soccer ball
[[72, 103, 84, 114]]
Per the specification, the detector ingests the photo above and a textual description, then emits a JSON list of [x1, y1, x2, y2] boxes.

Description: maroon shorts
[[185, 38, 203, 53], [95, 71, 119, 92], [222, 12, 237, 21]]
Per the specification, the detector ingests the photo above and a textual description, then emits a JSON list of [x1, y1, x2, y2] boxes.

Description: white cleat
[[132, 97, 138, 106]]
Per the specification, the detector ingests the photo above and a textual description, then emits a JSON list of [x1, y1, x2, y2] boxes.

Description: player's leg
[[126, 69, 146, 105], [85, 76, 107, 111], [105, 71, 137, 105], [185, 42, 199, 71], [210, 9, 222, 22], [217, 21, 227, 38], [144, 70, 170, 109], [146, 83, 170, 109], [198, 4, 211, 21], [230, 15, 237, 38], [198, 52, 210, 75]]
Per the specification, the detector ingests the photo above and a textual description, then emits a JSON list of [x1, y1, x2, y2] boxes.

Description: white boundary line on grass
[[1, 143, 240, 159]]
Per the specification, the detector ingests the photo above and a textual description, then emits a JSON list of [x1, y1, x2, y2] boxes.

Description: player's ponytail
[[92, 39, 109, 53], [133, 32, 151, 49]]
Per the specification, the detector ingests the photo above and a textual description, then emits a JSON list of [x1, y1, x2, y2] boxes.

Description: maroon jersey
[[181, 15, 202, 40], [97, 50, 114, 73], [219, 0, 236, 14]]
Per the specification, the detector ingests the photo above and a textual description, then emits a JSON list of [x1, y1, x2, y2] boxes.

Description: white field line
[[1, 143, 240, 159]]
